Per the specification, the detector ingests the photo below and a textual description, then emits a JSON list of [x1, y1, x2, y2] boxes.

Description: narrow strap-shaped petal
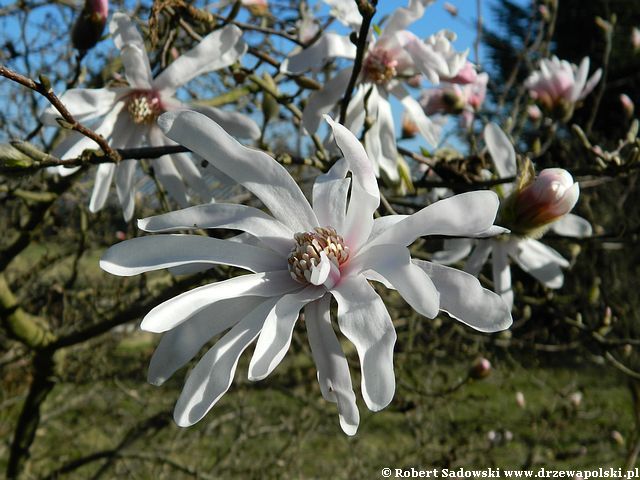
[[325, 115, 379, 252], [431, 238, 474, 265], [511, 238, 568, 289], [391, 83, 440, 146], [153, 25, 246, 94], [305, 294, 360, 436], [171, 152, 213, 204], [115, 160, 137, 221], [312, 159, 350, 232], [571, 57, 590, 102], [139, 271, 298, 333], [159, 110, 318, 233], [491, 241, 513, 309], [367, 215, 408, 242], [484, 123, 517, 182], [148, 296, 265, 385], [40, 88, 128, 126], [550, 213, 592, 238], [383, 0, 434, 36], [190, 105, 260, 140], [331, 275, 396, 412], [346, 245, 439, 319], [580, 68, 602, 100], [110, 13, 152, 89], [139, 203, 294, 256], [153, 155, 190, 208], [248, 285, 324, 381], [110, 12, 146, 50], [367, 191, 500, 249], [364, 87, 400, 181], [414, 260, 513, 332], [173, 297, 280, 427], [302, 68, 352, 133], [285, 33, 356, 74], [395, 31, 448, 83], [101, 234, 286, 277], [89, 163, 116, 213], [464, 240, 492, 277]]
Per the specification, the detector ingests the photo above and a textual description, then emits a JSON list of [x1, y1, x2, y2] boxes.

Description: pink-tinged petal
[[383, 0, 434, 35], [148, 297, 265, 385], [550, 213, 592, 238], [153, 25, 246, 94], [484, 123, 517, 181], [159, 110, 318, 233], [140, 271, 299, 333], [325, 115, 379, 251], [89, 163, 116, 213], [285, 33, 356, 74], [464, 240, 491, 276], [331, 275, 396, 411], [305, 294, 359, 436], [491, 241, 513, 309], [190, 105, 260, 140], [431, 238, 474, 265], [364, 87, 399, 181], [100, 234, 285, 277], [173, 297, 279, 427], [367, 191, 500, 249], [396, 31, 448, 83], [302, 68, 352, 133], [580, 69, 602, 100], [312, 159, 350, 232], [414, 260, 513, 332], [510, 238, 568, 289], [347, 245, 439, 319], [40, 88, 128, 126], [139, 203, 294, 256], [171, 152, 213, 203], [248, 286, 324, 380], [570, 57, 590, 102], [391, 83, 440, 146]]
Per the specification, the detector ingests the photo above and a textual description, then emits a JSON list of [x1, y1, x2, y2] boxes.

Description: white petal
[[115, 160, 137, 221], [139, 203, 294, 256], [365, 88, 400, 181], [140, 271, 299, 333], [89, 163, 116, 213], [331, 275, 396, 411], [173, 297, 279, 427], [414, 260, 512, 332], [153, 25, 246, 94], [110, 12, 146, 51], [305, 294, 359, 436], [484, 123, 517, 182], [550, 213, 592, 238], [346, 245, 439, 319], [431, 238, 474, 265], [491, 241, 513, 309], [312, 159, 350, 232], [285, 33, 356, 74], [367, 191, 500, 249], [391, 83, 440, 146], [120, 44, 153, 89], [368, 215, 408, 242], [100, 234, 286, 277], [325, 115, 379, 251], [383, 0, 433, 35], [40, 88, 127, 126], [190, 105, 260, 140], [159, 110, 318, 233], [464, 240, 491, 276], [510, 238, 568, 289], [248, 286, 324, 380], [580, 69, 602, 100], [153, 155, 190, 208], [148, 296, 264, 385], [571, 57, 590, 102], [171, 152, 213, 203], [302, 68, 352, 133]]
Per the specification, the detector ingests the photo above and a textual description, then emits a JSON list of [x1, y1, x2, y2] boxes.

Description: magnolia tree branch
[[0, 65, 121, 162]]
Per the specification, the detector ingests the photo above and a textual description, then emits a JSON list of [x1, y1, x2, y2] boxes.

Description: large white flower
[[42, 13, 260, 220], [434, 124, 593, 309], [100, 111, 511, 435], [283, 0, 467, 181]]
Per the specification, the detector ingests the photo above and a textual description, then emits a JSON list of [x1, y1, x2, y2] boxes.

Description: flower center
[[287, 226, 349, 285], [362, 48, 398, 85], [126, 91, 163, 124]]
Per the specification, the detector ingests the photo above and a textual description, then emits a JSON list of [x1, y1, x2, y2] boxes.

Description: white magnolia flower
[[42, 13, 260, 220], [100, 111, 512, 435], [322, 0, 362, 30], [434, 124, 592, 309], [525, 56, 602, 120], [284, 0, 467, 181]]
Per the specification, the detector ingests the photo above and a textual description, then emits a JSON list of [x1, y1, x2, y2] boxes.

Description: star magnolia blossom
[[433, 124, 592, 309], [100, 111, 512, 435], [284, 0, 467, 181], [524, 56, 602, 120], [42, 13, 259, 221]]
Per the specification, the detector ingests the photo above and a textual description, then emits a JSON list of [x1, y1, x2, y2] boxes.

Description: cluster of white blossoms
[[39, 0, 600, 435]]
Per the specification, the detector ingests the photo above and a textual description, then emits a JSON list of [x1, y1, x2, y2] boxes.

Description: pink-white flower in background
[[100, 111, 511, 435], [42, 13, 259, 221], [322, 0, 362, 30], [433, 124, 592, 309], [283, 0, 467, 181], [525, 56, 602, 120]]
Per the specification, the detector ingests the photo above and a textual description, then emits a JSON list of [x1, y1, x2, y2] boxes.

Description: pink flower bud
[[511, 168, 579, 230], [447, 61, 478, 85], [515, 391, 526, 408], [620, 93, 635, 118], [527, 104, 542, 121], [72, 0, 109, 52], [469, 357, 492, 379], [633, 27, 640, 52]]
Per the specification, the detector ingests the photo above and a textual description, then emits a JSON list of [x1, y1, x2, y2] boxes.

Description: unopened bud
[[515, 391, 526, 409], [620, 93, 635, 118], [633, 27, 640, 52], [0, 143, 34, 172], [469, 357, 492, 379], [569, 391, 583, 408], [72, 0, 109, 52], [611, 430, 625, 446], [443, 2, 458, 16]]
